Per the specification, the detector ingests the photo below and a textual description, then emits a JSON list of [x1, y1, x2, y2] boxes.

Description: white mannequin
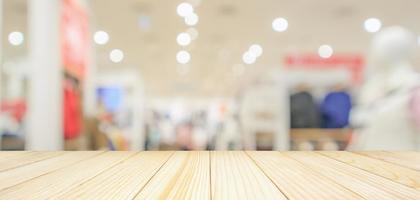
[[350, 26, 420, 150]]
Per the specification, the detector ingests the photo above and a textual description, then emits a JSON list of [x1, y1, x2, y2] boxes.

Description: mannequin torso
[[350, 27, 420, 150]]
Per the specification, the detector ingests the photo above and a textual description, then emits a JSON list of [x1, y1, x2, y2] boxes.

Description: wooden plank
[[0, 151, 419, 199], [357, 151, 420, 171], [210, 151, 286, 200], [0, 151, 64, 172], [321, 151, 420, 190], [0, 151, 30, 160], [0, 151, 136, 199], [135, 151, 211, 200], [0, 151, 102, 190], [247, 151, 362, 199], [55, 151, 173, 199], [286, 152, 420, 199], [0, 152, 33, 166]]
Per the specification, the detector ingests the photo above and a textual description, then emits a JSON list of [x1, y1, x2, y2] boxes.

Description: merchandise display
[[0, 0, 419, 152], [290, 89, 320, 128], [63, 76, 82, 140], [239, 70, 289, 150], [2, 0, 420, 197], [320, 90, 352, 129]]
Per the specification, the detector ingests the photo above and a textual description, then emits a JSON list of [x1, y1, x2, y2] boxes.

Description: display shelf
[[290, 128, 353, 150]]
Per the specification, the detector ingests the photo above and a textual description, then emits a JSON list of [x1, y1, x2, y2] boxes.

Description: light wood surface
[[0, 151, 419, 199]]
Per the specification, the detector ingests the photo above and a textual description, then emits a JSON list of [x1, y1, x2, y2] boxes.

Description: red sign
[[1, 100, 26, 122], [284, 54, 364, 84]]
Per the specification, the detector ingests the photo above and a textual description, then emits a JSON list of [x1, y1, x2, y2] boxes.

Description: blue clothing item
[[320, 91, 352, 128]]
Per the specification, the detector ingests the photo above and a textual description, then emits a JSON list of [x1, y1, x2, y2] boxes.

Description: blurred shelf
[[290, 128, 352, 141], [290, 128, 353, 150]]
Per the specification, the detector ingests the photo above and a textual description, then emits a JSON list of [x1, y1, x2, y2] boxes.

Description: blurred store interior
[[1, 0, 420, 151]]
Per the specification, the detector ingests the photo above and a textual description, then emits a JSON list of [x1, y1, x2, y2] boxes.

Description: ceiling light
[[177, 50, 191, 64], [186, 28, 199, 40], [109, 49, 124, 63], [242, 52, 256, 64], [318, 45, 333, 58], [94, 30, 109, 45], [272, 17, 288, 32], [8, 31, 24, 46], [364, 18, 382, 33], [176, 32, 192, 46], [185, 13, 199, 26], [177, 3, 194, 17], [249, 44, 263, 57]]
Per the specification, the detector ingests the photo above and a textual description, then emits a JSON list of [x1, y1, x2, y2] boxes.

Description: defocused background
[[1, 0, 420, 151]]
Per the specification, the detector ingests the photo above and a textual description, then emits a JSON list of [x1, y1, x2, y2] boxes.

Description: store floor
[[0, 151, 419, 199]]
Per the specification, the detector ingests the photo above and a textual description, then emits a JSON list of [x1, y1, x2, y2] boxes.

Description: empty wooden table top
[[0, 151, 419, 199]]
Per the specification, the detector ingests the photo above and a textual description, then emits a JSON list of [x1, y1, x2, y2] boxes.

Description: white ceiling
[[4, 0, 420, 97]]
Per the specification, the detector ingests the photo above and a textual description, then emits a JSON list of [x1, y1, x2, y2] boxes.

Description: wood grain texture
[[55, 151, 173, 199], [286, 151, 420, 199], [0, 151, 135, 199], [211, 151, 287, 200], [0, 151, 64, 172], [321, 151, 420, 190], [0, 151, 419, 199], [357, 151, 420, 171], [0, 151, 30, 161], [0, 151, 102, 190], [136, 151, 210, 200], [247, 151, 362, 199]]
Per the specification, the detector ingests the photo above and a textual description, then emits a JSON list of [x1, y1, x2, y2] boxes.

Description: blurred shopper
[[175, 122, 194, 150]]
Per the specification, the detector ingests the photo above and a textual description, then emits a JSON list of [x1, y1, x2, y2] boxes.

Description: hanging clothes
[[320, 91, 352, 128], [63, 79, 82, 139], [290, 91, 321, 128]]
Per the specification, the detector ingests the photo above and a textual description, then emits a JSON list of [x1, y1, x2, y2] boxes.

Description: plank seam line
[[282, 152, 367, 199], [209, 151, 213, 200], [0, 152, 67, 173], [244, 151, 290, 200], [0, 151, 107, 193], [353, 151, 420, 172], [309, 152, 419, 197], [131, 151, 176, 200], [0, 151, 32, 161], [384, 150, 420, 171], [57, 151, 142, 196], [317, 152, 420, 191]]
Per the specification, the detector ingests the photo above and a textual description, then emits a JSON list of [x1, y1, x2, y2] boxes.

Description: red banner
[[284, 54, 364, 84]]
